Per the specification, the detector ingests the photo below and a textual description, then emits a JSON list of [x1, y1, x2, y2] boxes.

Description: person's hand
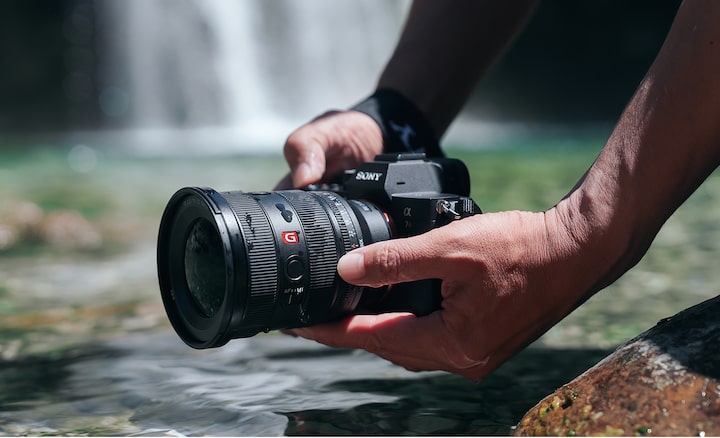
[[287, 202, 613, 381], [276, 110, 384, 189]]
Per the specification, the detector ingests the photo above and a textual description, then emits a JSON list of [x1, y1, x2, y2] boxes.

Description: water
[[1, 145, 719, 435], [1, 330, 611, 436]]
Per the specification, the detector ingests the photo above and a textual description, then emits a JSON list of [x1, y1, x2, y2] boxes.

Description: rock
[[0, 222, 17, 250], [515, 295, 720, 436], [0, 201, 45, 249], [42, 210, 102, 250], [0, 201, 102, 251]]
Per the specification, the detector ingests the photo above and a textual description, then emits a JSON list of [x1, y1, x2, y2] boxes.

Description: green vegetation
[[0, 143, 718, 353], [448, 145, 600, 213]]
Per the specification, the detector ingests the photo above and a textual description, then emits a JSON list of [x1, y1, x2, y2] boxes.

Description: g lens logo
[[282, 231, 300, 244]]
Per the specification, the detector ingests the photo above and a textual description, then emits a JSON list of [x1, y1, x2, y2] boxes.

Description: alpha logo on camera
[[355, 171, 383, 182], [282, 231, 300, 244]]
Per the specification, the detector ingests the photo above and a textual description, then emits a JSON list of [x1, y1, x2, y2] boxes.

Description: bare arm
[[378, 0, 537, 137], [566, 0, 720, 298]]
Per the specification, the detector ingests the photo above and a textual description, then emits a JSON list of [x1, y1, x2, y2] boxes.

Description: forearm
[[377, 0, 537, 138], [562, 0, 720, 296]]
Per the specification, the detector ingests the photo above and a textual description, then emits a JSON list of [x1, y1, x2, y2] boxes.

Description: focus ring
[[223, 192, 277, 326], [313, 192, 362, 314], [315, 192, 358, 252]]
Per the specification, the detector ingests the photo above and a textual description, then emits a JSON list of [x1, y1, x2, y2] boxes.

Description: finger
[[288, 312, 491, 380], [337, 223, 475, 287], [283, 133, 326, 188]]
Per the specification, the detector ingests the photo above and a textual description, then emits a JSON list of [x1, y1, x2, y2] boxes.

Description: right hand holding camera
[[286, 203, 607, 382], [277, 110, 384, 189]]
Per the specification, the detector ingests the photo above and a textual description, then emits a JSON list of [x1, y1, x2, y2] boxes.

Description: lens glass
[[184, 218, 226, 318]]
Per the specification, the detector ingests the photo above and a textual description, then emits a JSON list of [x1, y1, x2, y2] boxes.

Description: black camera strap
[[351, 88, 444, 158]]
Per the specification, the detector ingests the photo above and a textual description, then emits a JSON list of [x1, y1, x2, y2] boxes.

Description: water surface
[[1, 330, 611, 436], [1, 145, 718, 435]]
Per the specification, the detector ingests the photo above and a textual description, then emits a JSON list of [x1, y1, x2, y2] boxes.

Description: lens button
[[285, 255, 305, 282]]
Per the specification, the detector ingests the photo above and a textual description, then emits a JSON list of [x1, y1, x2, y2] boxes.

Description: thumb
[[337, 236, 448, 288]]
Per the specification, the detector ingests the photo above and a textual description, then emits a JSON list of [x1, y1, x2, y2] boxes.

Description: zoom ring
[[223, 192, 277, 327], [279, 191, 338, 290]]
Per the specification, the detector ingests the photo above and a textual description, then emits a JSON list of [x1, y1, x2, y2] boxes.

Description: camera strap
[[351, 88, 444, 158]]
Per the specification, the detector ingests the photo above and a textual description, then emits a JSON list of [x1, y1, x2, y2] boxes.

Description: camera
[[157, 153, 481, 349]]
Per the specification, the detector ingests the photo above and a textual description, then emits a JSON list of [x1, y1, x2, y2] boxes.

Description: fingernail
[[337, 251, 365, 282]]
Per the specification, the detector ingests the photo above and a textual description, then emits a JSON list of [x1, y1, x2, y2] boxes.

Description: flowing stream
[[2, 147, 719, 435], [0, 323, 610, 436]]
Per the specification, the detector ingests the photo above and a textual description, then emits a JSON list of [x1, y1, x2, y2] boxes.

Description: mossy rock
[[515, 295, 720, 436]]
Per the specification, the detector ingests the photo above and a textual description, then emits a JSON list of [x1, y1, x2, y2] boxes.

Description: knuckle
[[439, 315, 489, 370], [285, 128, 315, 151], [445, 340, 489, 371], [372, 243, 404, 281], [362, 334, 381, 355], [361, 327, 382, 355]]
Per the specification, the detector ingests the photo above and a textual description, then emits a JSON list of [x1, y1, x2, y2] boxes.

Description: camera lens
[[157, 187, 393, 349], [184, 218, 225, 318]]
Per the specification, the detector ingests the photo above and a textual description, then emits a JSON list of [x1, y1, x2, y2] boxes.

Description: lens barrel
[[157, 187, 392, 349]]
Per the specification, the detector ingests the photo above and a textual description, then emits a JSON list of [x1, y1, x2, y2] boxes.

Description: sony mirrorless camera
[[157, 153, 481, 348]]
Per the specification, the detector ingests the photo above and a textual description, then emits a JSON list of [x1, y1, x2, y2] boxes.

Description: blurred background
[[5, 1, 720, 436], [0, 0, 682, 150]]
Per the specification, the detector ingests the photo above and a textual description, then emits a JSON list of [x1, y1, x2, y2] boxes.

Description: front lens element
[[184, 218, 225, 318]]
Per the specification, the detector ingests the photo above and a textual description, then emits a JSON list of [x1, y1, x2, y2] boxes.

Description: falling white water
[[95, 0, 410, 154]]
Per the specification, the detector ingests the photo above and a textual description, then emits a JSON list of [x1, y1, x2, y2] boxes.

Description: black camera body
[[338, 152, 480, 235], [157, 153, 481, 349]]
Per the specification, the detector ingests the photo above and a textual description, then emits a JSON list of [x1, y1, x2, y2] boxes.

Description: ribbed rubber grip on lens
[[279, 191, 338, 290], [223, 192, 277, 326], [311, 192, 361, 314], [316, 192, 356, 253]]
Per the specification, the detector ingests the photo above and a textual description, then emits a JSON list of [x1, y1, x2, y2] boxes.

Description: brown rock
[[1, 201, 103, 251], [42, 210, 102, 250], [515, 296, 720, 436], [0, 201, 45, 249]]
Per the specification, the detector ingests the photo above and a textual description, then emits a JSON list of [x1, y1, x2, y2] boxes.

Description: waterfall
[[95, 0, 410, 154]]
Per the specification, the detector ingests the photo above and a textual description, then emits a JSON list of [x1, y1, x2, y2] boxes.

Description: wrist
[[350, 89, 444, 158], [549, 182, 636, 302]]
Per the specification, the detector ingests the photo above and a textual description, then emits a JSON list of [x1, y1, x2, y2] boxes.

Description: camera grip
[[356, 279, 442, 316]]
